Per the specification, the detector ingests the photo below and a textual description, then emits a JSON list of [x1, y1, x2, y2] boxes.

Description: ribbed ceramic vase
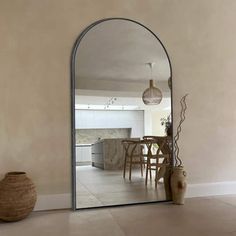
[[0, 172, 37, 222], [170, 166, 187, 205]]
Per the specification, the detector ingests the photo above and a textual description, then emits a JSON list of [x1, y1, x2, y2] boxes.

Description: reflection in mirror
[[73, 19, 172, 209]]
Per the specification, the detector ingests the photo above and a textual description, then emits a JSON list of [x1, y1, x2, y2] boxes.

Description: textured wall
[[1, 0, 236, 198]]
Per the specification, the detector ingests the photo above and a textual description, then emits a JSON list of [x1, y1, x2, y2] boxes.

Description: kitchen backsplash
[[76, 128, 131, 144]]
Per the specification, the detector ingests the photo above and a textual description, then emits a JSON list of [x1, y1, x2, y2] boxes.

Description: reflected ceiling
[[75, 19, 170, 91]]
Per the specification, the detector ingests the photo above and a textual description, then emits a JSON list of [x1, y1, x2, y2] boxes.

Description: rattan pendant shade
[[142, 63, 162, 105], [142, 79, 162, 105]]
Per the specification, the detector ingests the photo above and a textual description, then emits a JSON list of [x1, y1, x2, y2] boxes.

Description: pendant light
[[142, 63, 162, 105]]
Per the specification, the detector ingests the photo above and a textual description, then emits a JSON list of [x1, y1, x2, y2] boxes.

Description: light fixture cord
[[150, 64, 153, 80], [148, 62, 153, 80]]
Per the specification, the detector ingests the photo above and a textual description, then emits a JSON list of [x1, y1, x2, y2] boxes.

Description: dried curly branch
[[173, 94, 188, 167]]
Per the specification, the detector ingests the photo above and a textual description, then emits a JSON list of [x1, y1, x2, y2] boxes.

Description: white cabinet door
[[76, 146, 92, 163]]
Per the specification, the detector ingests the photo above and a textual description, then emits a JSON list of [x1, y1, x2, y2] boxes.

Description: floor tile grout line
[[77, 180, 105, 207], [108, 209, 128, 236], [213, 197, 236, 208]]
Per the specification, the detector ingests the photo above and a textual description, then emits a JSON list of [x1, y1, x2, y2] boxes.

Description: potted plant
[[160, 114, 172, 136]]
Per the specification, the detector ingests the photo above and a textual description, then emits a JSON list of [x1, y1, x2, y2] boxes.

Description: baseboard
[[34, 193, 71, 211], [186, 181, 236, 198], [33, 182, 236, 211]]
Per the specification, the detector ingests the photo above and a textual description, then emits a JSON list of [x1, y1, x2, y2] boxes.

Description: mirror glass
[[73, 19, 172, 209]]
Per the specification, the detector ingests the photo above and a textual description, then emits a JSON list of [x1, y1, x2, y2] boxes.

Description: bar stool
[[122, 140, 145, 180]]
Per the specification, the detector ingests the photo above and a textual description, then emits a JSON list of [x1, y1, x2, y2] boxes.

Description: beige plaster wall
[[1, 0, 236, 198]]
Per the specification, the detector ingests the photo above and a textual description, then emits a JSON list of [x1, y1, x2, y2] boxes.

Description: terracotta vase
[[0, 172, 37, 222], [164, 166, 172, 201], [170, 166, 187, 205]]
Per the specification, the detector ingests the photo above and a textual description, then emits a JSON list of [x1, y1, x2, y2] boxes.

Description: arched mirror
[[71, 18, 173, 210]]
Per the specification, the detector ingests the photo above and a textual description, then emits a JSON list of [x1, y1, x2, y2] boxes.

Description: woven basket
[[0, 172, 37, 222]]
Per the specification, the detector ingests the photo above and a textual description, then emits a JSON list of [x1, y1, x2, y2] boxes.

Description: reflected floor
[[76, 166, 166, 208]]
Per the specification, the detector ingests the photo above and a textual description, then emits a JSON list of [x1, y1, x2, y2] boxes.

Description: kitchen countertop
[[92, 138, 130, 145], [76, 143, 92, 147]]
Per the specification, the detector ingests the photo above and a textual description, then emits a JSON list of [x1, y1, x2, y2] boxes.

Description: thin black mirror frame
[[70, 17, 173, 211]]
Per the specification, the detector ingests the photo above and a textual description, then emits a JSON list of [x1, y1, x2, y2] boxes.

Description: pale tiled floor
[[1, 195, 236, 236], [76, 166, 166, 208]]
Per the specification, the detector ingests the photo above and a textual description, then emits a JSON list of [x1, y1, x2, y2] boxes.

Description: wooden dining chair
[[143, 136, 172, 187], [122, 139, 146, 181]]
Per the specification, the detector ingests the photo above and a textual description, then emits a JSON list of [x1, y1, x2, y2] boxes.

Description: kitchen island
[[91, 138, 139, 170]]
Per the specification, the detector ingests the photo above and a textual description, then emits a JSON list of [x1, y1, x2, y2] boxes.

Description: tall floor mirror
[[71, 18, 173, 209]]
